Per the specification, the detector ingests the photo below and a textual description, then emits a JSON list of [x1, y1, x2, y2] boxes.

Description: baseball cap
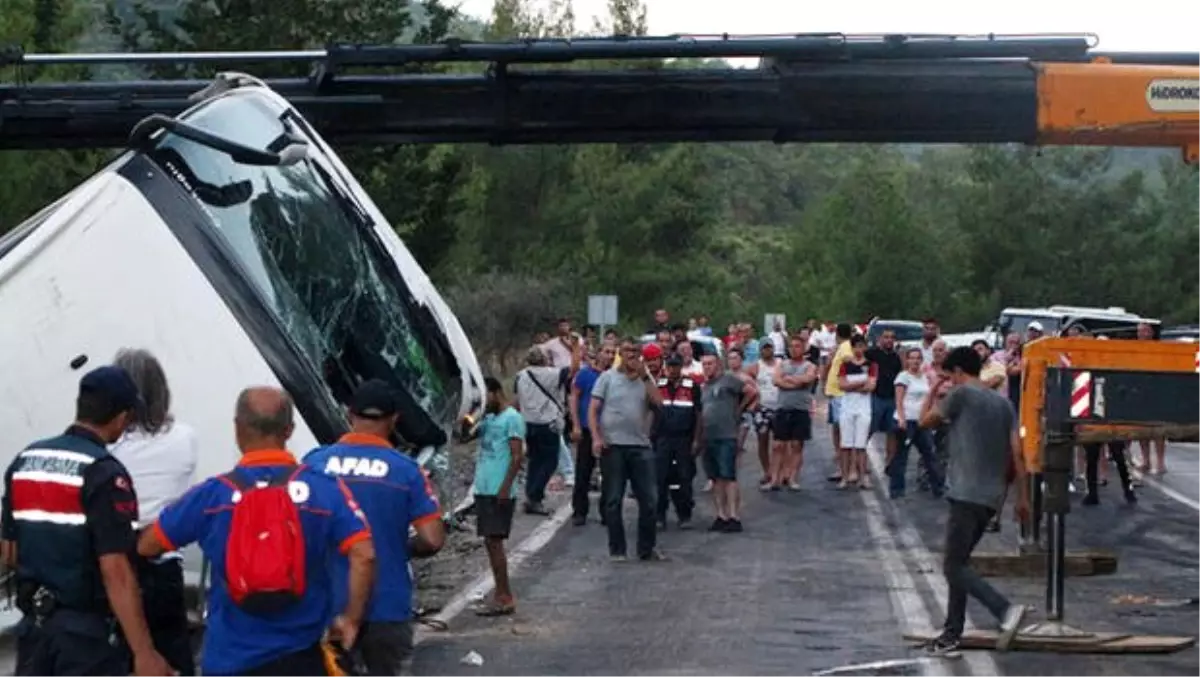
[[350, 379, 399, 419], [79, 366, 141, 412], [642, 344, 664, 360], [665, 354, 683, 367], [1028, 321, 1045, 333]]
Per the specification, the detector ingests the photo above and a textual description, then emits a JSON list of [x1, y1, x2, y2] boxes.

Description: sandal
[[474, 600, 516, 617]]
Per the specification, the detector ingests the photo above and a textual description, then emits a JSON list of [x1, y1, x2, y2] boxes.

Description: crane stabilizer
[[0, 32, 1196, 157]]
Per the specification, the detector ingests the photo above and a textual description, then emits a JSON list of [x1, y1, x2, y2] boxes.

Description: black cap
[[350, 379, 399, 420], [665, 354, 684, 367], [79, 366, 141, 412]]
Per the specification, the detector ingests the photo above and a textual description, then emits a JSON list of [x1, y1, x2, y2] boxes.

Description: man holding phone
[[589, 340, 665, 562]]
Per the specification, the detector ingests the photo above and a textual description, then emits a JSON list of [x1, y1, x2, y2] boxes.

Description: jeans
[[524, 422, 560, 505], [888, 424, 943, 497], [572, 428, 598, 519], [943, 499, 1012, 638], [654, 435, 696, 522], [600, 444, 658, 557]]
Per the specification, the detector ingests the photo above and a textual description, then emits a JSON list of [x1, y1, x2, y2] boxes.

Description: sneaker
[[827, 473, 842, 483], [610, 553, 628, 563], [996, 604, 1028, 651], [985, 517, 1001, 533], [656, 519, 668, 531], [639, 549, 669, 562], [709, 518, 728, 532], [677, 518, 693, 530], [924, 634, 962, 658], [572, 515, 587, 527], [725, 519, 744, 533], [1124, 489, 1138, 505], [786, 480, 801, 491]]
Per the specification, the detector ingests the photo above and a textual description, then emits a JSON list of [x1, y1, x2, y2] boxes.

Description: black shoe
[[709, 518, 728, 532], [1124, 489, 1138, 505], [924, 633, 962, 658], [985, 517, 1001, 533], [524, 502, 550, 516], [677, 518, 693, 530], [1082, 494, 1099, 506], [725, 519, 744, 533], [656, 518, 668, 531], [572, 515, 587, 526], [827, 473, 842, 483]]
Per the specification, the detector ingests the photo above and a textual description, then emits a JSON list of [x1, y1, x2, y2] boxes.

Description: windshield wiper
[[129, 113, 309, 167]]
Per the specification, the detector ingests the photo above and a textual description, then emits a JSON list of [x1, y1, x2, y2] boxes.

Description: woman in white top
[[110, 348, 198, 675], [889, 347, 944, 499]]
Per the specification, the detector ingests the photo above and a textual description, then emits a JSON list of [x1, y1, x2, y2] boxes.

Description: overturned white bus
[[0, 74, 485, 584]]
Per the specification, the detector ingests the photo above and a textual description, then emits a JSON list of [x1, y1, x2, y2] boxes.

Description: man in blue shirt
[[138, 387, 375, 676], [570, 342, 615, 526], [305, 380, 445, 676], [470, 377, 525, 616]]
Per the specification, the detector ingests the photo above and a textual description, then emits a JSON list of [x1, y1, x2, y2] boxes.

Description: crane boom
[[0, 33, 1196, 159]]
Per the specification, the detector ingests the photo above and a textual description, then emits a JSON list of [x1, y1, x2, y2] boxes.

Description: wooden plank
[[969, 550, 1118, 577], [904, 629, 1196, 654]]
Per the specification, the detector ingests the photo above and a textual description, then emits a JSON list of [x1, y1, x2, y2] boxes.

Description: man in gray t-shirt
[[588, 341, 664, 561], [700, 353, 756, 533], [919, 346, 1029, 655]]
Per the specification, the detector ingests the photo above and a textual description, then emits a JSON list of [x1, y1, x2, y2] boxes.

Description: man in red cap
[[642, 343, 665, 380]]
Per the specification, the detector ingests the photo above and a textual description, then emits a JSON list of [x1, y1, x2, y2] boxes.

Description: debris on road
[[461, 650, 485, 666]]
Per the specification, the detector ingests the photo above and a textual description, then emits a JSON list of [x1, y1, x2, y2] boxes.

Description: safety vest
[[656, 377, 699, 437], [9, 432, 112, 611]]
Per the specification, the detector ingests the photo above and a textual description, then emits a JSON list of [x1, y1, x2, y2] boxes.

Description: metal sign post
[[588, 295, 619, 338], [764, 313, 786, 337]]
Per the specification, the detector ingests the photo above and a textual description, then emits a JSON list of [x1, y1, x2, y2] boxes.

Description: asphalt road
[[413, 423, 1199, 677], [0, 427, 1194, 676]]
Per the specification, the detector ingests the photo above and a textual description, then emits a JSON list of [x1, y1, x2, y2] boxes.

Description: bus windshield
[[149, 91, 457, 444]]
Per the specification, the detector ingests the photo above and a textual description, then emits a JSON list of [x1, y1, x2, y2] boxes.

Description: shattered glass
[[150, 92, 458, 446]]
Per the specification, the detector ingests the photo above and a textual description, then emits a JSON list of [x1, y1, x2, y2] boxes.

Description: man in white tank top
[[746, 341, 781, 490]]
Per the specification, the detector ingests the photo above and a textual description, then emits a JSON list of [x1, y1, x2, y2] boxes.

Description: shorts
[[772, 408, 812, 442], [704, 438, 739, 481], [839, 407, 871, 449], [743, 408, 774, 433], [475, 494, 515, 539], [870, 396, 897, 435], [827, 396, 843, 425]]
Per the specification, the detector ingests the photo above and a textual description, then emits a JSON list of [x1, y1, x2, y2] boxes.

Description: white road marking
[[813, 657, 949, 676], [1131, 470, 1200, 512], [865, 438, 1003, 677], [414, 500, 574, 644], [856, 452, 953, 677]]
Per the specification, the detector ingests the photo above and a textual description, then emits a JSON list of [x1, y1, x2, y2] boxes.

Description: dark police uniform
[[654, 374, 702, 525], [2, 425, 140, 675]]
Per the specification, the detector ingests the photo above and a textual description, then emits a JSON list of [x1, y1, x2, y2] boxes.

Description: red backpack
[[222, 466, 307, 614]]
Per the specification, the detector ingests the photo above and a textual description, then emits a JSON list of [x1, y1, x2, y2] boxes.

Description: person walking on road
[[571, 342, 615, 526], [771, 334, 818, 490], [3, 366, 173, 677], [700, 353, 757, 532], [918, 347, 1030, 656], [305, 380, 446, 674], [513, 343, 580, 516], [653, 354, 703, 530], [589, 339, 665, 561]]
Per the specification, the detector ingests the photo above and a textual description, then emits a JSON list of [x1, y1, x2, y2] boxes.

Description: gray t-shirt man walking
[[919, 346, 1030, 657], [589, 340, 664, 561]]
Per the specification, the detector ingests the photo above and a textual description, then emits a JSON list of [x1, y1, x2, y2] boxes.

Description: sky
[[453, 0, 1199, 53]]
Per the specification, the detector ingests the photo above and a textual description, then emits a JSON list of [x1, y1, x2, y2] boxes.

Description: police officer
[[2, 366, 173, 676], [654, 354, 703, 530]]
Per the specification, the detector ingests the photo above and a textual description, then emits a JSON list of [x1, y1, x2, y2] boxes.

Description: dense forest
[[2, 0, 1197, 361]]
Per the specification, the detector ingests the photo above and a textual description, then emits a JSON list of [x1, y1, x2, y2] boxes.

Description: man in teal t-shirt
[[471, 377, 526, 616]]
